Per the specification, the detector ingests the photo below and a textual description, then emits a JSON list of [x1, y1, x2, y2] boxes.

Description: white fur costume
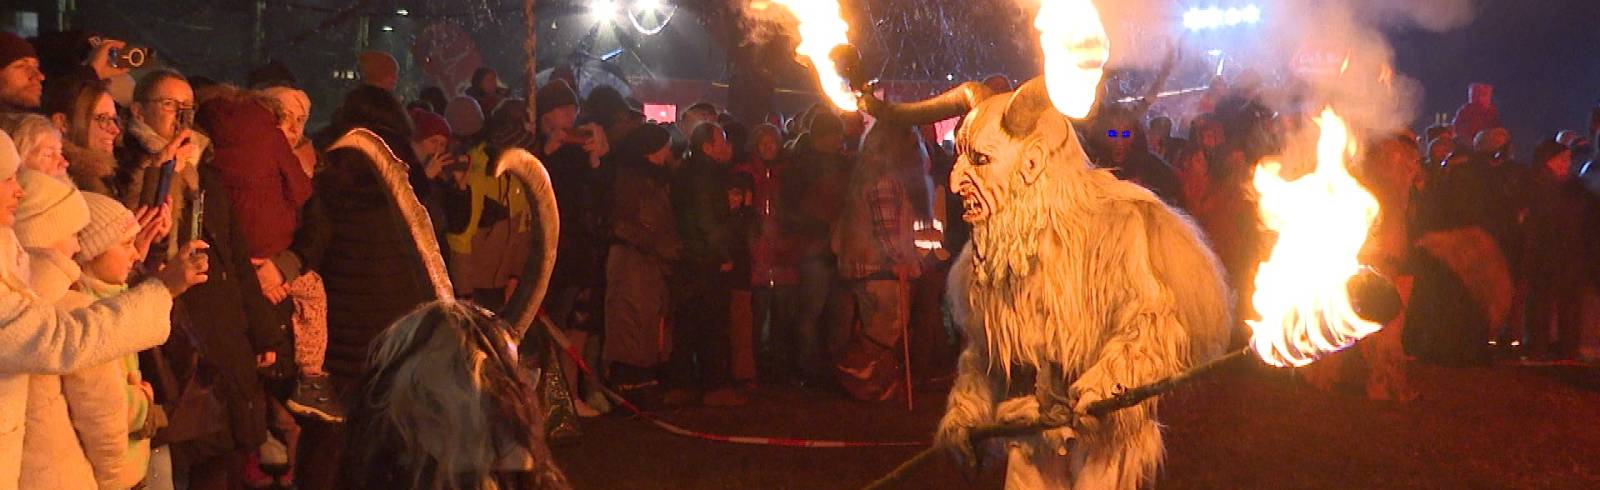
[[936, 80, 1232, 489]]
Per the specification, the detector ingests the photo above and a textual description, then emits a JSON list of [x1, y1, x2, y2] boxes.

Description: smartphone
[[148, 159, 177, 209], [107, 46, 152, 69], [188, 190, 205, 243]]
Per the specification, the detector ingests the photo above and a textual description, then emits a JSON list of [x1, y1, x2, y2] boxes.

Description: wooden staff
[[524, 0, 538, 127]]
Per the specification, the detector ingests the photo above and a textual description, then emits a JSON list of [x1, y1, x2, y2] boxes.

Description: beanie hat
[[488, 100, 535, 151], [410, 108, 451, 143], [0, 32, 35, 72], [622, 123, 671, 161], [534, 79, 579, 120], [444, 96, 484, 136], [14, 169, 90, 249], [77, 193, 138, 261], [0, 130, 19, 180]]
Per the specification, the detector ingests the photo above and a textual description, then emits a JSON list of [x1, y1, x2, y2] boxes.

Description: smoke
[[1038, 0, 1477, 133]]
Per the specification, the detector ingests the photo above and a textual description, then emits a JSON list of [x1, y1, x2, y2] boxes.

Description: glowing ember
[[1034, 0, 1111, 118], [1246, 108, 1383, 368], [768, 0, 856, 111]]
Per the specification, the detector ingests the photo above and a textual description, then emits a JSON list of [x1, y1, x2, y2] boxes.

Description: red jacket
[[199, 96, 313, 259], [733, 159, 799, 287]]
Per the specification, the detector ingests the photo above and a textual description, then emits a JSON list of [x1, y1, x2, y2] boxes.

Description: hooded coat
[[198, 95, 314, 260]]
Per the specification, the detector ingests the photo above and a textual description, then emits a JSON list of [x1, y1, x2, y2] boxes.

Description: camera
[[88, 36, 153, 69], [109, 46, 152, 69]]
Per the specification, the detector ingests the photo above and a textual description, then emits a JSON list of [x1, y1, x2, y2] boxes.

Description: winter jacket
[[63, 139, 119, 198], [19, 252, 149, 489], [1521, 173, 1590, 284], [732, 159, 798, 287], [1452, 103, 1501, 147], [1099, 150, 1183, 207], [300, 128, 439, 378], [0, 231, 173, 490], [543, 145, 608, 290], [198, 96, 314, 261], [143, 165, 287, 457], [115, 117, 208, 263], [611, 163, 680, 266], [672, 153, 734, 266], [780, 148, 850, 260], [76, 274, 153, 488]]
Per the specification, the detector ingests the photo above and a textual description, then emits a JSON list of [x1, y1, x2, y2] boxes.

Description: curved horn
[[492, 148, 560, 339], [326, 128, 455, 301], [1001, 77, 1054, 138], [858, 81, 996, 127]]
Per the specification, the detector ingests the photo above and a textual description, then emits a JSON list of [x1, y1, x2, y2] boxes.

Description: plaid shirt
[[840, 177, 908, 279]]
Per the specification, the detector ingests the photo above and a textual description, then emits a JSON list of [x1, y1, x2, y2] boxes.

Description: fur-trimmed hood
[[62, 139, 117, 196]]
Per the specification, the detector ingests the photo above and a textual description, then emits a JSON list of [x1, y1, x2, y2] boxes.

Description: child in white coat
[[0, 130, 205, 490]]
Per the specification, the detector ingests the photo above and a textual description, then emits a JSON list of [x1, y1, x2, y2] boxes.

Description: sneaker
[[584, 389, 613, 414], [286, 374, 346, 423], [701, 388, 748, 407], [574, 399, 602, 418], [259, 435, 290, 469]]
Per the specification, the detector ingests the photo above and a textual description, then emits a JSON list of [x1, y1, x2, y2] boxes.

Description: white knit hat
[[14, 169, 90, 249], [0, 130, 19, 180], [77, 192, 139, 261], [262, 86, 311, 119]]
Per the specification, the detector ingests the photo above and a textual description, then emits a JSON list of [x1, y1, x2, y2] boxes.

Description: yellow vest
[[446, 143, 533, 255]]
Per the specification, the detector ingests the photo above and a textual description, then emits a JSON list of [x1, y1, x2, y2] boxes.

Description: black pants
[[753, 285, 800, 380], [1526, 278, 1585, 357], [669, 263, 733, 390]]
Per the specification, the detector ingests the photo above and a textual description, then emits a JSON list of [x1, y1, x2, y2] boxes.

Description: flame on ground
[[1033, 0, 1111, 118], [767, 0, 855, 111], [1246, 108, 1383, 368]]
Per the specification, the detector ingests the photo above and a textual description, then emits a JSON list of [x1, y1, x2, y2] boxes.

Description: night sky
[[1390, 0, 1600, 153]]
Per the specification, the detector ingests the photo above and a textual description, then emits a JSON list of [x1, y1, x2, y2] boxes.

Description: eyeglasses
[[146, 97, 197, 114], [92, 114, 121, 130]]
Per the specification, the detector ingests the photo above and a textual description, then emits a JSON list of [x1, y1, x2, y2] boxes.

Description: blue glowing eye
[[1122, 131, 1132, 138], [1107, 130, 1118, 138]]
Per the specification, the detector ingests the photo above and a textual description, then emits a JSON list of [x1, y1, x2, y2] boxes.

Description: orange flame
[[1246, 108, 1383, 368], [767, 0, 856, 111], [1034, 0, 1111, 118]]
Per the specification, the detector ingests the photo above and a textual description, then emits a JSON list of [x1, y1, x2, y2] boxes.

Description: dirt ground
[[552, 360, 1600, 489]]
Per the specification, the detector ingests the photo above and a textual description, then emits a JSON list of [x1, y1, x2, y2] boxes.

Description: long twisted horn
[[492, 148, 560, 339], [857, 81, 996, 127], [326, 128, 455, 301]]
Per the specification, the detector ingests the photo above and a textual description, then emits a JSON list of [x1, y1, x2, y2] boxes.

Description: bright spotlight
[[395, 9, 409, 16], [380, 25, 395, 32], [591, 0, 618, 23], [1184, 5, 1260, 31]]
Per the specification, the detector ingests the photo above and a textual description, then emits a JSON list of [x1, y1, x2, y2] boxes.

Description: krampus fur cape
[[929, 79, 1232, 489]]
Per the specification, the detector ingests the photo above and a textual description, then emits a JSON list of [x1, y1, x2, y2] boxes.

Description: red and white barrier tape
[[537, 313, 928, 448]]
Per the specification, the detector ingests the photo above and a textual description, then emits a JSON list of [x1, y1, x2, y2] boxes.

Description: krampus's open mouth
[[958, 186, 987, 222]]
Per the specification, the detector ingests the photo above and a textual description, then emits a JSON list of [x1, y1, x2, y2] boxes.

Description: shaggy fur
[[940, 82, 1232, 489]]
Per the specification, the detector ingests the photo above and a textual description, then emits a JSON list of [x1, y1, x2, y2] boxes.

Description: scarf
[[75, 270, 129, 300], [24, 248, 82, 303]]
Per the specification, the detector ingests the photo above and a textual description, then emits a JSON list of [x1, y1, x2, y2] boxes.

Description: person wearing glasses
[[119, 69, 202, 214], [38, 71, 123, 198]]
